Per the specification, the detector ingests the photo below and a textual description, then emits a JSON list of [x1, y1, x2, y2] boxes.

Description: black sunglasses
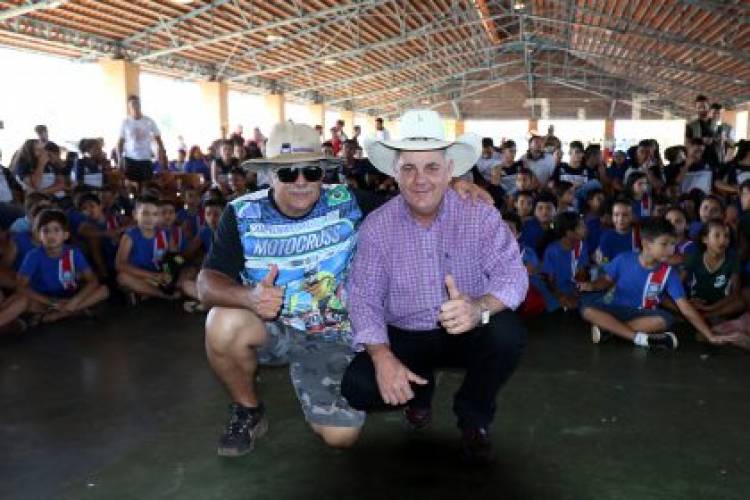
[[276, 166, 324, 183]]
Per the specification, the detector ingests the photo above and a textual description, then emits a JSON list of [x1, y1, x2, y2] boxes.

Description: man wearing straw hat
[[341, 109, 528, 464], [197, 121, 490, 457]]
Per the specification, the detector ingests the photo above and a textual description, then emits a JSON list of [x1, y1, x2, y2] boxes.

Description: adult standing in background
[[117, 95, 166, 187], [374, 117, 390, 141], [522, 135, 556, 187]]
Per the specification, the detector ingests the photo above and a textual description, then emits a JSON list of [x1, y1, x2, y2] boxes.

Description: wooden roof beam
[[0, 0, 67, 21]]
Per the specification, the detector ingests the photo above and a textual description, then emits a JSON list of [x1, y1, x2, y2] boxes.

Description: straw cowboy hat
[[243, 121, 338, 170], [364, 109, 481, 177]]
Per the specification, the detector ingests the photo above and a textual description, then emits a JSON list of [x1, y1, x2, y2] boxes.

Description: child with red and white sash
[[115, 196, 175, 301], [578, 217, 741, 350], [0, 209, 108, 335]]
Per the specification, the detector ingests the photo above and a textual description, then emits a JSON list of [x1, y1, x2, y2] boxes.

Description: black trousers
[[342, 310, 525, 430]]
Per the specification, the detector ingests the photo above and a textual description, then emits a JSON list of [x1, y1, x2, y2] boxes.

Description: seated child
[[583, 188, 606, 256], [77, 192, 123, 280], [180, 199, 225, 313], [513, 190, 534, 223], [227, 167, 250, 200], [579, 217, 740, 351], [689, 194, 724, 239], [520, 190, 556, 256], [0, 209, 108, 335], [627, 171, 651, 220], [682, 219, 745, 323], [3, 201, 53, 273], [665, 206, 696, 267], [596, 197, 639, 264], [115, 196, 176, 301], [554, 180, 577, 214], [10, 192, 51, 234], [158, 199, 187, 254], [540, 212, 593, 312], [177, 189, 204, 239]]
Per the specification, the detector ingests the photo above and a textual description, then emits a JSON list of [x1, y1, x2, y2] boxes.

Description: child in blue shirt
[[520, 190, 557, 256], [513, 190, 534, 223], [177, 188, 204, 239], [0, 209, 108, 334], [115, 196, 175, 301], [540, 212, 593, 312], [579, 217, 740, 351], [180, 199, 225, 313], [77, 192, 124, 280], [688, 195, 724, 240], [627, 171, 651, 221], [664, 206, 696, 268], [596, 198, 639, 264], [158, 199, 187, 254], [504, 212, 545, 317], [583, 188, 606, 256]]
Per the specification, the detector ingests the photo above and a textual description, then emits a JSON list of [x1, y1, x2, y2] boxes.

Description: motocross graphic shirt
[[205, 185, 363, 341]]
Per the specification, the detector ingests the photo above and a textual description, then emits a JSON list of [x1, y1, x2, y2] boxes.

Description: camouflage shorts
[[257, 322, 365, 428]]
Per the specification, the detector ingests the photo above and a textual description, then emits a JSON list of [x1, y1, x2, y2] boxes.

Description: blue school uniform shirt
[[688, 221, 704, 240], [165, 224, 187, 253], [519, 243, 539, 272], [520, 218, 545, 255], [603, 252, 684, 309], [598, 229, 636, 263], [86, 217, 119, 267], [126, 227, 168, 272], [541, 240, 589, 295], [19, 245, 90, 297], [199, 225, 215, 254], [10, 216, 30, 234], [585, 215, 602, 256], [12, 231, 36, 270], [184, 159, 211, 177], [66, 209, 87, 238]]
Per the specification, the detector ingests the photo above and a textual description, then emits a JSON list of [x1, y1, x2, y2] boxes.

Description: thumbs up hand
[[438, 275, 482, 334], [249, 264, 284, 320]]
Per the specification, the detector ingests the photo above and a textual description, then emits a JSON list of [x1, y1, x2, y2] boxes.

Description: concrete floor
[[1, 302, 748, 500]]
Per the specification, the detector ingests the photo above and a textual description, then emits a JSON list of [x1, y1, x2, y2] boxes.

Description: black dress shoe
[[460, 427, 495, 465]]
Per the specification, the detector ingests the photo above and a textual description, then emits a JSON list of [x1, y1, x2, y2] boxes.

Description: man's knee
[[205, 307, 266, 353], [311, 424, 361, 449], [341, 354, 378, 410], [485, 311, 525, 361]]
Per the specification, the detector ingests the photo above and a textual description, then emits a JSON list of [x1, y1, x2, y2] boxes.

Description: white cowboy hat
[[243, 122, 337, 170], [364, 109, 481, 177]]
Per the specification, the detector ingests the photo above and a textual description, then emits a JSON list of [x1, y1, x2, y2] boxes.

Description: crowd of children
[[0, 179, 225, 334], [491, 136, 750, 352], [1, 126, 749, 354]]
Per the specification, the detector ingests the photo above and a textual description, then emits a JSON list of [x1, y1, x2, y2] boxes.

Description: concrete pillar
[[100, 58, 140, 147], [734, 110, 749, 140], [443, 119, 457, 141], [100, 58, 140, 114], [307, 103, 325, 129], [604, 118, 615, 150], [528, 119, 539, 134], [264, 93, 285, 126], [455, 119, 465, 137], [199, 81, 229, 142]]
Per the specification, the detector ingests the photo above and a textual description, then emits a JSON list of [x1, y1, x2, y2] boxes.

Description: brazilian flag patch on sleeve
[[325, 185, 352, 207]]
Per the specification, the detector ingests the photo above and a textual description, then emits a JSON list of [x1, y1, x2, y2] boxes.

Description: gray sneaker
[[217, 402, 268, 457]]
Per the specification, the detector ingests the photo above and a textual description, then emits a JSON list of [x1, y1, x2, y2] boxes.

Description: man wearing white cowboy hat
[[197, 120, 490, 457], [341, 109, 528, 464]]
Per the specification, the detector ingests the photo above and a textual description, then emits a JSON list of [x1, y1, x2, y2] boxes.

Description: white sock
[[633, 332, 649, 347]]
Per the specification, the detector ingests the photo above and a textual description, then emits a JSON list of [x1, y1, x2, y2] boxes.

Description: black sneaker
[[647, 332, 679, 351], [217, 402, 268, 457], [403, 406, 432, 431], [460, 427, 495, 465]]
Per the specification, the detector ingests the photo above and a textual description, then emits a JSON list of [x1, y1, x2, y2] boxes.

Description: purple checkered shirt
[[348, 189, 528, 350]]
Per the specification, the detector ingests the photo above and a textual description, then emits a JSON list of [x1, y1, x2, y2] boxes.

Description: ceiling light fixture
[[323, 59, 338, 66], [513, 2, 526, 10], [266, 34, 284, 43]]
